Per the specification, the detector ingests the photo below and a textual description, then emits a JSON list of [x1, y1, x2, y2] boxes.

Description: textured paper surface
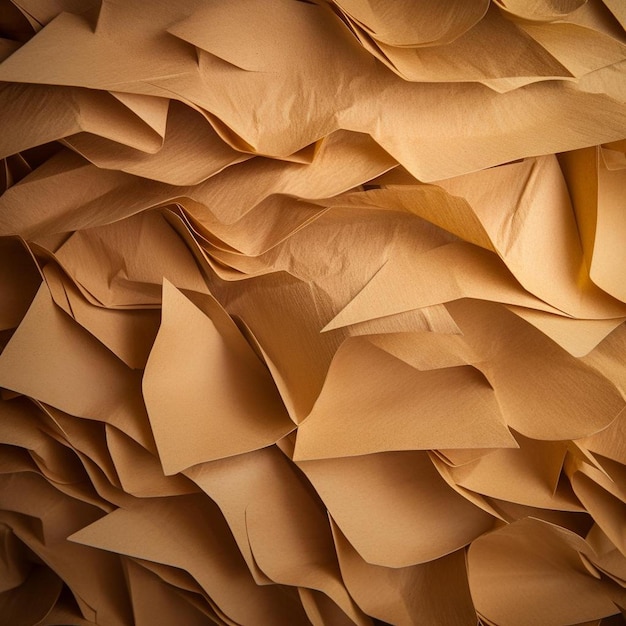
[[1, 1, 626, 624]]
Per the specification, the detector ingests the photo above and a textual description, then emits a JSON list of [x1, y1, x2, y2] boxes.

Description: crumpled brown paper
[[1, 1, 626, 624]]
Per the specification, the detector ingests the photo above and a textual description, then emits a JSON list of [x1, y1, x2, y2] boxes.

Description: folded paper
[[1, 1, 626, 624]]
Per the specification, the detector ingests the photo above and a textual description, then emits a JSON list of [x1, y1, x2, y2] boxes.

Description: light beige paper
[[449, 432, 582, 510], [468, 517, 621, 625], [448, 299, 625, 440], [332, 0, 488, 47], [0, 83, 165, 159], [294, 336, 516, 461], [0, 285, 155, 450], [64, 101, 250, 186], [44, 265, 161, 370], [70, 495, 311, 626], [53, 210, 209, 308], [332, 521, 476, 626], [1, 1, 626, 624], [186, 445, 369, 624], [3, 1, 626, 180], [298, 451, 494, 567], [143, 280, 294, 474]]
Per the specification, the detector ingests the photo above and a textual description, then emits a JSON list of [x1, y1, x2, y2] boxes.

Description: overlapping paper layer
[[1, 1, 626, 624]]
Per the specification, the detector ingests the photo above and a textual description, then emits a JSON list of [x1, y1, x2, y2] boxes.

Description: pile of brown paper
[[1, 1, 626, 624]]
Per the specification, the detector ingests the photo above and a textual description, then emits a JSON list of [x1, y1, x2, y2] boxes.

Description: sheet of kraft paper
[[1, 0, 626, 624]]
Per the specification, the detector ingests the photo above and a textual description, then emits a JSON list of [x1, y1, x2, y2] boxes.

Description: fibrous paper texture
[[1, 1, 626, 624]]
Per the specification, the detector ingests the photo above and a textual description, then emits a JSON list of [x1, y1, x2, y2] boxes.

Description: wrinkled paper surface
[[1, 0, 626, 624]]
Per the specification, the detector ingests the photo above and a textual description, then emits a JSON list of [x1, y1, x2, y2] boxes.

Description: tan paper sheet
[[1, 1, 626, 624]]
